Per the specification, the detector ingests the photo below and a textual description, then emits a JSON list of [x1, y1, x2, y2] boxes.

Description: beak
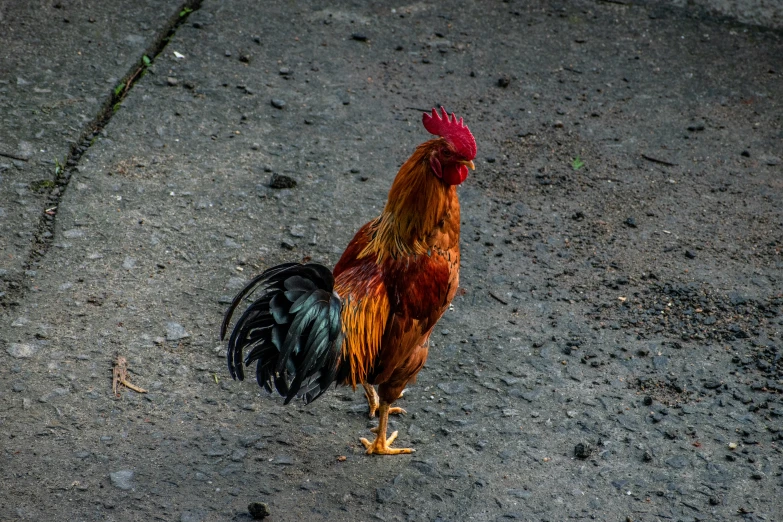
[[461, 160, 475, 171]]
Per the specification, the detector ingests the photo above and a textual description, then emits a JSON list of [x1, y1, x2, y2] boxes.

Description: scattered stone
[[270, 98, 286, 109], [376, 486, 396, 503], [664, 455, 689, 469], [574, 442, 592, 459], [166, 322, 189, 341], [280, 239, 296, 250], [166, 77, 178, 86], [248, 502, 271, 519], [684, 250, 696, 259], [109, 470, 135, 490], [269, 173, 296, 188], [740, 150, 750, 157], [497, 76, 510, 88], [279, 67, 291, 75], [289, 225, 306, 237], [624, 217, 637, 228], [7, 343, 37, 358], [351, 33, 368, 41], [239, 53, 251, 63]]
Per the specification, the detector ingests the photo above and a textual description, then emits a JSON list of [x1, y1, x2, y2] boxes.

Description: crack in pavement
[[6, 0, 204, 307]]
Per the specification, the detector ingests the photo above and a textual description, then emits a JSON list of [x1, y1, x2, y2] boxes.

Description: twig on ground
[[112, 355, 147, 396]]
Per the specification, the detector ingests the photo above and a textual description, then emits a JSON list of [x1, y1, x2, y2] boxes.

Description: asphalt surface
[[1, 1, 782, 521]]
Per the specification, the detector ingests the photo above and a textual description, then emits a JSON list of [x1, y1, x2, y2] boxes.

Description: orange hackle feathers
[[359, 139, 454, 263]]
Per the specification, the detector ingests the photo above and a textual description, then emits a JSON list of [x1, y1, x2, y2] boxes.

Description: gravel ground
[[1, 1, 782, 521]]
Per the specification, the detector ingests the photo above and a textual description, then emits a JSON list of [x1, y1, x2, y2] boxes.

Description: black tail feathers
[[221, 263, 344, 405]]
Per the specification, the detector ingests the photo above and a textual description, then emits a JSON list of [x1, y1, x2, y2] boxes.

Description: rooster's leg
[[360, 402, 414, 455], [362, 383, 406, 419]]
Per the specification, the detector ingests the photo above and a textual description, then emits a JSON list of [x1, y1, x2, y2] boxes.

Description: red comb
[[422, 106, 476, 160]]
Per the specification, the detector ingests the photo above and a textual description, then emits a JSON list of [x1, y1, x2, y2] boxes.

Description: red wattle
[[442, 164, 468, 185]]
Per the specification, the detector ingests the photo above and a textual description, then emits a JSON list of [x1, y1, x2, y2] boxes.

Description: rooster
[[221, 107, 476, 455]]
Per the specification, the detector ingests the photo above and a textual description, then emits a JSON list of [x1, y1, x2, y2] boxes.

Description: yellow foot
[[360, 431, 414, 455]]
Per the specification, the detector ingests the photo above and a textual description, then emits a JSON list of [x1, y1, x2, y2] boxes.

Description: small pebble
[[248, 502, 271, 520], [271, 99, 286, 109], [351, 33, 368, 41], [109, 470, 135, 490], [269, 173, 296, 189], [166, 77, 178, 86], [166, 322, 189, 341], [574, 442, 592, 459]]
